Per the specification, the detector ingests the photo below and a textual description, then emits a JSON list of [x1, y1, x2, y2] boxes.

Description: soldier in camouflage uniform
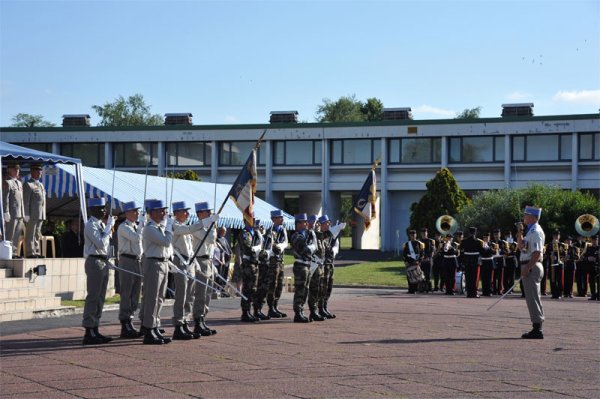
[[316, 215, 345, 319], [238, 218, 263, 322], [307, 215, 325, 321], [252, 219, 271, 320], [265, 209, 289, 318], [290, 213, 316, 323]]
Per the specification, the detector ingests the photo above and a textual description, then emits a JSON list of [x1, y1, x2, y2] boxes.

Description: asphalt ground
[[1, 287, 599, 399]]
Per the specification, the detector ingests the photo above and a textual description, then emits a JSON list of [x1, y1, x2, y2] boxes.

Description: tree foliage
[[92, 94, 163, 127], [316, 94, 384, 122], [455, 107, 482, 119], [409, 168, 470, 234], [458, 184, 600, 239], [166, 170, 201, 181], [10, 113, 56, 127]]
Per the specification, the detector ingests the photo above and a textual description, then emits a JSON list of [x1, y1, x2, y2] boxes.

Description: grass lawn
[[334, 260, 407, 288]]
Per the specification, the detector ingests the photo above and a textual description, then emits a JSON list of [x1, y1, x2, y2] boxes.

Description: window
[[389, 138, 441, 164], [512, 134, 571, 162], [579, 133, 600, 161], [166, 142, 211, 167], [114, 143, 158, 167], [61, 143, 104, 167], [219, 142, 264, 166], [331, 139, 381, 165], [273, 140, 322, 165], [449, 136, 503, 163]]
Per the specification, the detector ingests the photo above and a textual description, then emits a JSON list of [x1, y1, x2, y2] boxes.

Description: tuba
[[575, 214, 600, 237], [436, 215, 458, 236]]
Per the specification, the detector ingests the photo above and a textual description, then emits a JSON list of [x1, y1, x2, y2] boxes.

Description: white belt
[[464, 252, 479, 256], [443, 255, 457, 258], [481, 257, 493, 261]]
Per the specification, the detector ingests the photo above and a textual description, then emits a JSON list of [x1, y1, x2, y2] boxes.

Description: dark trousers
[[420, 260, 432, 291], [589, 265, 599, 300], [463, 255, 479, 297], [240, 261, 258, 312], [564, 261, 575, 297], [253, 262, 269, 309], [443, 257, 457, 294], [550, 264, 564, 298], [575, 262, 589, 296], [492, 258, 504, 294], [541, 261, 549, 295], [432, 256, 443, 290], [504, 257, 517, 294], [480, 260, 494, 296]]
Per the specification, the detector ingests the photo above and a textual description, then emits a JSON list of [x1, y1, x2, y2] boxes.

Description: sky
[[0, 0, 599, 128]]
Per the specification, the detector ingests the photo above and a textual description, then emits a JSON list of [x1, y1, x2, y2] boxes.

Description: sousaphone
[[436, 215, 459, 236], [575, 214, 600, 237]]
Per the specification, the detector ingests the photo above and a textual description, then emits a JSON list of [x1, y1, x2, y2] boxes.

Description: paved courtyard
[[1, 288, 599, 399]]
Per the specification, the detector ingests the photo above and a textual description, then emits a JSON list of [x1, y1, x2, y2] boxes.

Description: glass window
[[166, 142, 211, 166], [512, 136, 525, 161], [526, 135, 559, 161], [449, 136, 501, 163], [273, 140, 321, 165], [389, 139, 400, 163], [560, 135, 572, 161], [449, 137, 461, 163], [61, 143, 104, 167], [274, 141, 285, 165], [579, 133, 598, 160], [594, 133, 600, 160], [314, 141, 322, 164], [332, 140, 342, 164], [219, 142, 264, 166], [331, 139, 380, 165], [432, 138, 441, 163], [18, 143, 52, 153], [114, 143, 157, 167], [494, 136, 505, 161]]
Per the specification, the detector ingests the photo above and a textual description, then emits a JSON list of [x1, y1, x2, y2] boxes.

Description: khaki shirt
[[172, 221, 204, 259], [520, 223, 545, 263], [84, 216, 110, 257], [2, 177, 25, 220], [142, 220, 173, 259], [192, 221, 217, 258], [23, 178, 46, 221], [117, 219, 143, 257]]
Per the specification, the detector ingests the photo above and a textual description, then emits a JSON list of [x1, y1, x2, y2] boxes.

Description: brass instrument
[[435, 215, 459, 236], [575, 214, 600, 237]]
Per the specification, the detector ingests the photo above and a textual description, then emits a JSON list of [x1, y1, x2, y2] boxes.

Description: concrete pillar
[[380, 138, 388, 252], [504, 135, 511, 187], [157, 142, 166, 176], [265, 140, 273, 202], [211, 140, 218, 182], [105, 142, 113, 169], [571, 132, 578, 191], [323, 191, 341, 222], [441, 136, 448, 168]]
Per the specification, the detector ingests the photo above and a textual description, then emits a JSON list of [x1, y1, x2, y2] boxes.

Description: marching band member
[[574, 235, 589, 297], [403, 229, 424, 294], [419, 227, 436, 292], [545, 230, 567, 299], [480, 233, 496, 296], [563, 236, 579, 298], [432, 231, 444, 291], [491, 229, 508, 295], [459, 227, 484, 298], [441, 234, 459, 295], [503, 230, 519, 295], [585, 235, 599, 300]]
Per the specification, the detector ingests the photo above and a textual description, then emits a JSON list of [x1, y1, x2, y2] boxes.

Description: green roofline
[[1, 113, 598, 132]]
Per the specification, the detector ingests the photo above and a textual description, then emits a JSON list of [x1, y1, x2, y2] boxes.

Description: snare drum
[[455, 271, 465, 295], [406, 264, 425, 284]]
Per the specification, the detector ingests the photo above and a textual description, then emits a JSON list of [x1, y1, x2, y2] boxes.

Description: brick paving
[[1, 288, 599, 398]]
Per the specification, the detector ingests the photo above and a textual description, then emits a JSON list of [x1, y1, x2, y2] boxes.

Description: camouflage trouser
[[253, 262, 270, 309], [307, 264, 324, 309], [293, 262, 310, 311], [240, 261, 258, 312], [318, 262, 334, 308], [266, 259, 285, 307]]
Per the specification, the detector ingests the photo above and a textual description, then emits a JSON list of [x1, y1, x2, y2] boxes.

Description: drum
[[406, 264, 425, 284], [455, 271, 465, 295]]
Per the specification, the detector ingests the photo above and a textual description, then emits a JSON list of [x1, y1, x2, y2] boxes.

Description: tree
[[409, 168, 470, 234], [166, 170, 201, 181], [459, 184, 600, 238], [92, 94, 163, 127], [315, 94, 384, 122], [455, 107, 482, 119], [10, 113, 56, 127]]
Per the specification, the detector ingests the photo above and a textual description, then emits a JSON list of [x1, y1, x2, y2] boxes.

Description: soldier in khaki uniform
[[23, 163, 46, 258], [2, 162, 25, 258]]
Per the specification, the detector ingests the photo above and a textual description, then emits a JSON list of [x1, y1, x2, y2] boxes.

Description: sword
[[213, 272, 247, 300], [168, 261, 224, 294], [107, 260, 143, 278], [487, 278, 521, 311]]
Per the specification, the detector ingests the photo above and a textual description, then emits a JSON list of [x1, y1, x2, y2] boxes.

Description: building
[[2, 104, 599, 251]]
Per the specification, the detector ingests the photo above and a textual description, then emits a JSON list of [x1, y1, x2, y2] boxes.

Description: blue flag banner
[[228, 150, 257, 227], [353, 169, 377, 229]]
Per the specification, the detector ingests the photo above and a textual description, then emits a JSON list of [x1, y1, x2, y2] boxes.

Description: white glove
[[165, 217, 174, 233], [252, 244, 262, 256], [307, 243, 317, 254], [276, 243, 287, 253], [202, 214, 219, 228], [137, 212, 146, 224], [330, 222, 347, 238], [332, 246, 339, 258], [24, 216, 30, 223], [103, 216, 116, 235]]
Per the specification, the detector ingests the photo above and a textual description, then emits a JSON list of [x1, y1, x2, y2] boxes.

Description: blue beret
[[318, 215, 330, 224], [145, 199, 167, 211], [308, 214, 318, 223], [88, 197, 106, 208], [295, 213, 307, 222], [271, 209, 283, 218], [121, 201, 140, 213], [195, 202, 212, 212], [172, 201, 190, 212], [524, 206, 542, 218]]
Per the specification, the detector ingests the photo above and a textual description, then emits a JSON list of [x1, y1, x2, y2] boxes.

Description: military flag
[[228, 150, 257, 227], [353, 165, 378, 229]]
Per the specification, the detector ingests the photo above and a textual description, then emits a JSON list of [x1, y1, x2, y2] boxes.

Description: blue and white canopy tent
[[42, 164, 294, 229], [0, 141, 87, 237]]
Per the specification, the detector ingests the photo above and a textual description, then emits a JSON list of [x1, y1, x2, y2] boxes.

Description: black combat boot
[[240, 310, 259, 322], [293, 308, 309, 323], [143, 327, 164, 345], [182, 321, 201, 339], [521, 323, 544, 339], [200, 316, 217, 335], [268, 305, 282, 318], [322, 303, 336, 319], [153, 327, 171, 344], [120, 320, 141, 339], [82, 327, 104, 345], [93, 327, 113, 343], [172, 324, 194, 340], [273, 300, 287, 318], [194, 318, 211, 335], [253, 306, 270, 320], [309, 307, 325, 322]]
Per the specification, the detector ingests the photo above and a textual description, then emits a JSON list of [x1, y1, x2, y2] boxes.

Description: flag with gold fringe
[[228, 150, 257, 227], [353, 168, 377, 229]]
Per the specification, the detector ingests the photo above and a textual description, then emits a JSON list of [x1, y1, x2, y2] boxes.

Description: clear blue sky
[[1, 0, 598, 127]]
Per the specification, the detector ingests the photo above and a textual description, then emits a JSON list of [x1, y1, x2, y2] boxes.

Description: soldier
[[518, 206, 546, 339], [459, 227, 484, 298], [307, 215, 325, 321], [316, 215, 345, 318], [140, 199, 173, 345], [504, 230, 519, 295], [480, 233, 496, 296], [238, 216, 262, 322], [563, 236, 578, 298], [81, 197, 114, 345], [574, 235, 589, 297], [584, 235, 599, 300], [290, 213, 315, 322], [2, 162, 25, 258], [265, 209, 289, 318], [403, 229, 424, 294], [441, 233, 460, 295], [253, 219, 272, 320], [116, 201, 144, 339], [492, 229, 508, 295], [170, 201, 204, 340], [23, 163, 46, 258], [546, 230, 566, 299], [419, 227, 435, 292], [191, 202, 219, 335], [432, 231, 444, 291]]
